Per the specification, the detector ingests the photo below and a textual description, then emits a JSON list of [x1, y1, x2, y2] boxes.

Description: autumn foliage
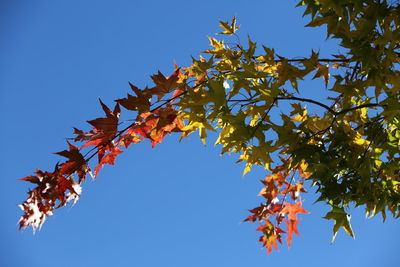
[[18, 69, 185, 232], [19, 0, 400, 254], [18, 64, 312, 253]]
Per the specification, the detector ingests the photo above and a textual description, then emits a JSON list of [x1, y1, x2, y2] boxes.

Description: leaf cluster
[[18, 0, 400, 253]]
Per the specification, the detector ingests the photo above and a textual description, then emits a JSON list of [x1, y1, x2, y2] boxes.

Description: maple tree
[[18, 0, 400, 253]]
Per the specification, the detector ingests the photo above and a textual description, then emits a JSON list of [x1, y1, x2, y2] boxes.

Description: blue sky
[[1, 1, 398, 266]]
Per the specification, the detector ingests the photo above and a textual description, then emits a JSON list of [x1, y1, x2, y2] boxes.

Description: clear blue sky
[[1, 1, 398, 266]]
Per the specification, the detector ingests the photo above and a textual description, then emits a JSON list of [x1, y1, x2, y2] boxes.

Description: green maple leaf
[[323, 206, 355, 243]]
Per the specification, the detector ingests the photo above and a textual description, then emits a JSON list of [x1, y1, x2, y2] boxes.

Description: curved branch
[[275, 96, 381, 116], [252, 56, 351, 63], [84, 81, 203, 163], [275, 96, 336, 114], [337, 103, 381, 115], [250, 99, 277, 137]]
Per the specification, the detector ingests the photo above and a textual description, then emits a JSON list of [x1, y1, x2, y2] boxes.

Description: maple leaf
[[218, 16, 240, 35], [280, 201, 310, 221], [296, 161, 311, 179], [281, 182, 307, 201], [149, 68, 181, 99], [19, 175, 41, 184], [133, 113, 163, 147], [323, 206, 355, 243], [149, 130, 167, 148], [245, 203, 283, 222], [312, 63, 329, 87], [115, 83, 151, 115], [19, 169, 55, 188], [18, 189, 50, 232], [133, 106, 183, 147], [256, 220, 285, 254], [76, 99, 121, 150], [245, 204, 269, 222], [55, 142, 91, 182], [87, 99, 120, 140], [72, 127, 95, 142], [264, 172, 287, 187], [257, 172, 289, 204], [153, 106, 183, 131], [259, 180, 279, 203], [72, 127, 106, 150], [94, 146, 123, 177], [128, 123, 152, 139], [117, 128, 144, 148], [269, 203, 283, 214], [81, 137, 103, 149], [56, 176, 74, 202]]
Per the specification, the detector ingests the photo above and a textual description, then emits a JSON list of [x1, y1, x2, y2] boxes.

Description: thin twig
[[249, 99, 277, 138], [276, 171, 297, 224], [276, 96, 336, 114], [336, 103, 381, 115], [275, 96, 381, 116]]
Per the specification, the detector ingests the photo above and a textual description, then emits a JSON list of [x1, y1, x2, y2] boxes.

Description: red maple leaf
[[132, 106, 183, 148], [117, 129, 144, 148], [128, 124, 152, 139], [86, 99, 120, 144], [115, 83, 151, 115], [19, 175, 42, 184], [245, 205, 267, 222], [19, 169, 54, 186], [149, 68, 181, 99], [244, 203, 283, 223], [72, 127, 96, 142], [94, 146, 123, 177], [56, 176, 74, 202], [55, 142, 91, 182], [73, 99, 121, 150]]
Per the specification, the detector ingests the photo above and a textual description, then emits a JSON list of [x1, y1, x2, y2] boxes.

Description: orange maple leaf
[[256, 221, 285, 254], [280, 201, 310, 221]]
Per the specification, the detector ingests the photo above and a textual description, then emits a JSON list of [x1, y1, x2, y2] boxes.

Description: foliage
[[18, 0, 400, 253]]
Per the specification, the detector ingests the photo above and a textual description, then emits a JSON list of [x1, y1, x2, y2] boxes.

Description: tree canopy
[[18, 0, 400, 253]]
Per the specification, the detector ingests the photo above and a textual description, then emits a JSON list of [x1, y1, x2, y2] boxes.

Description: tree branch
[[275, 96, 336, 114], [275, 96, 381, 116], [253, 57, 351, 63], [250, 99, 277, 138], [84, 81, 203, 163], [336, 103, 381, 115]]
